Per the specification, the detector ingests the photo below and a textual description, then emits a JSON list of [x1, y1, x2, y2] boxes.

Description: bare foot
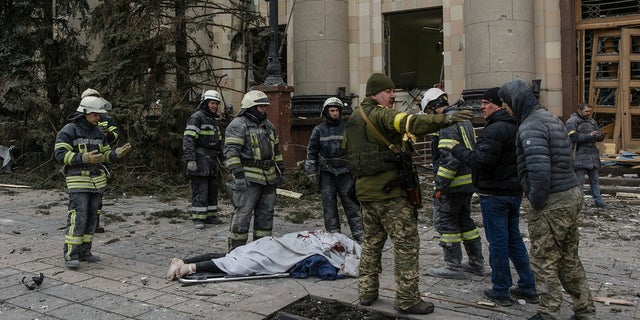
[[166, 258, 184, 281]]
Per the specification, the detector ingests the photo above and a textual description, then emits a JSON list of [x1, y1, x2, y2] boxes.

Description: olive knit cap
[[365, 73, 395, 96]]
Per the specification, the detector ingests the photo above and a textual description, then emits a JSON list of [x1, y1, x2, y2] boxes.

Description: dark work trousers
[[319, 171, 363, 239], [190, 175, 219, 220], [64, 192, 100, 261]]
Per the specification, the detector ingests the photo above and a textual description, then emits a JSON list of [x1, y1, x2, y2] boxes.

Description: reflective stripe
[[82, 234, 93, 243], [254, 229, 272, 238], [65, 172, 108, 190], [65, 235, 83, 245], [441, 232, 462, 243], [438, 138, 458, 149], [437, 166, 456, 180], [462, 228, 480, 241], [449, 173, 472, 187], [192, 206, 207, 213], [192, 213, 208, 219], [459, 126, 475, 149], [184, 130, 198, 138], [568, 130, 576, 135], [230, 232, 249, 240], [226, 156, 241, 167], [225, 136, 245, 145]]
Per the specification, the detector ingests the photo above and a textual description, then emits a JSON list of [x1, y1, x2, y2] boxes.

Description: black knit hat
[[366, 73, 395, 96], [482, 87, 501, 107]]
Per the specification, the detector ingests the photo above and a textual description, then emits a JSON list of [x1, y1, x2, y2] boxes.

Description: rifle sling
[[358, 106, 401, 154]]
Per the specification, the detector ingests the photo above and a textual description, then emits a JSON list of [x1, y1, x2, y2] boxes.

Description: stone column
[[253, 85, 296, 169], [464, 1, 535, 88], [292, 0, 349, 95]]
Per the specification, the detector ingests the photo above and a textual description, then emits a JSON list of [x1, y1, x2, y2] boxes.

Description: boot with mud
[[394, 299, 435, 314], [426, 242, 466, 279], [462, 237, 486, 276]]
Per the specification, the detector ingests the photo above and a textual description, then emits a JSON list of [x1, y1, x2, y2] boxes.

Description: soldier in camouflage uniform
[[499, 79, 596, 320], [343, 73, 473, 315]]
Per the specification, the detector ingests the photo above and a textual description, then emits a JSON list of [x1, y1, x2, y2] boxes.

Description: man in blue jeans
[[446, 87, 538, 306]]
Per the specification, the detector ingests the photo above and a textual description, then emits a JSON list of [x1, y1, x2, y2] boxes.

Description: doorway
[[384, 8, 443, 91], [586, 28, 640, 150]]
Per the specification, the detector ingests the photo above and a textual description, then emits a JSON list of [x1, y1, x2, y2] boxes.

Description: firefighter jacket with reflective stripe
[[344, 97, 453, 202], [305, 119, 350, 176], [183, 109, 224, 176], [224, 114, 283, 185], [54, 115, 117, 193], [431, 107, 476, 194]]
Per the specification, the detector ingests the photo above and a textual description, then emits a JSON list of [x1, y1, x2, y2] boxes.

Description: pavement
[[0, 187, 638, 320]]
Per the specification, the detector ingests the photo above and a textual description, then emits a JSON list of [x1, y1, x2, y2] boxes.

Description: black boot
[[426, 242, 466, 279], [228, 238, 246, 252], [462, 238, 486, 276]]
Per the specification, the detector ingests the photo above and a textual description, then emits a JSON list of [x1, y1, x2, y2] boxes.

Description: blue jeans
[[479, 195, 536, 297], [575, 168, 604, 206]]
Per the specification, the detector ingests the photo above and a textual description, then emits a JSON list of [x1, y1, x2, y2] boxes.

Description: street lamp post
[[263, 0, 285, 86]]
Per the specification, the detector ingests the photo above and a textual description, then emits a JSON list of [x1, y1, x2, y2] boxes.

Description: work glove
[[594, 131, 605, 142], [187, 161, 198, 172], [232, 172, 250, 191], [233, 178, 250, 191], [445, 110, 474, 123], [115, 143, 132, 158], [81, 150, 105, 164]]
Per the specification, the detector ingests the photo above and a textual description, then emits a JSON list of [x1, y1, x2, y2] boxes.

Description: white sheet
[[213, 230, 361, 277]]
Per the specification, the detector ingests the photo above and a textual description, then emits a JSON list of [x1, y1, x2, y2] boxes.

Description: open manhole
[[264, 295, 409, 320]]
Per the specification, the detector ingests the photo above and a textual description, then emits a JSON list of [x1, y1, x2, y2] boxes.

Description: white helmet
[[420, 88, 448, 112], [81, 88, 101, 99], [321, 97, 343, 117], [241, 90, 269, 109], [202, 90, 221, 102], [77, 96, 111, 114]]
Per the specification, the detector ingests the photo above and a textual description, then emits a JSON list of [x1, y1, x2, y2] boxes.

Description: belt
[[196, 148, 219, 157], [241, 159, 276, 170]]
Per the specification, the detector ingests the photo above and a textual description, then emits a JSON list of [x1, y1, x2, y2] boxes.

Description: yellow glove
[[115, 143, 132, 158], [81, 150, 105, 164], [446, 110, 474, 123]]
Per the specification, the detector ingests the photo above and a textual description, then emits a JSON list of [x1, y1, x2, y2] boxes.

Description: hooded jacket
[[498, 79, 578, 210]]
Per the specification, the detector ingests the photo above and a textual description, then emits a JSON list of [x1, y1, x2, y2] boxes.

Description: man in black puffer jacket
[[499, 79, 596, 320]]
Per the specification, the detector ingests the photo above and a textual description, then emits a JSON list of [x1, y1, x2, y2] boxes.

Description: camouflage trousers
[[527, 187, 596, 320], [358, 198, 421, 309]]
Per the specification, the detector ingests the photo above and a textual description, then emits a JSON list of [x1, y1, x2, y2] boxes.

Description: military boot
[[462, 238, 486, 276], [426, 242, 466, 279]]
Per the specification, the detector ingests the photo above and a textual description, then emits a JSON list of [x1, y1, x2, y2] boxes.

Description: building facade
[[208, 0, 639, 153]]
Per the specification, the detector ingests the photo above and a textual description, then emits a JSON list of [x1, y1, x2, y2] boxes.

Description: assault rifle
[[381, 144, 422, 217]]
